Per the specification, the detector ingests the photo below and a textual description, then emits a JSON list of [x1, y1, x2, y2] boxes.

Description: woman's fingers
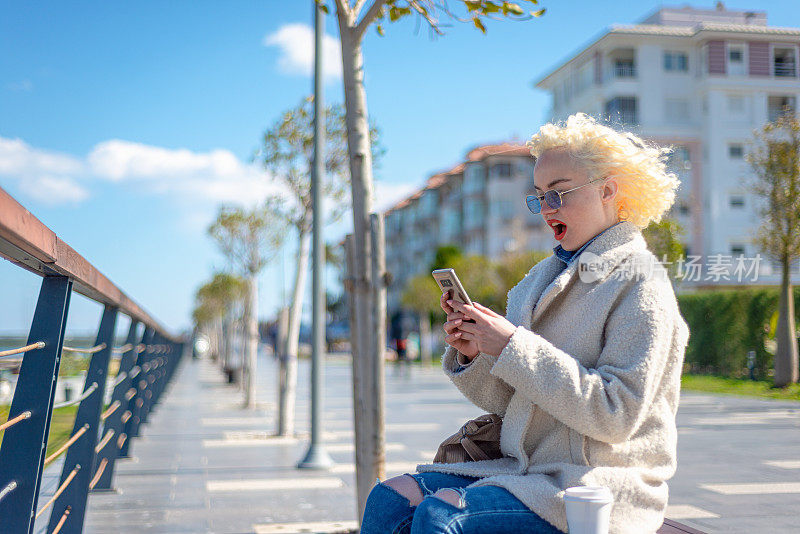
[[473, 302, 501, 318], [443, 318, 463, 334], [455, 320, 478, 334], [444, 332, 463, 345], [440, 291, 453, 314], [446, 311, 464, 322], [458, 330, 476, 341], [448, 300, 482, 323]]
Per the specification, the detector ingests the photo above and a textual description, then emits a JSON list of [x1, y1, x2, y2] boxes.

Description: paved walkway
[[73, 355, 800, 533]]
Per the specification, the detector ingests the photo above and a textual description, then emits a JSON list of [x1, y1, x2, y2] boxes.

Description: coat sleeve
[[488, 279, 688, 444], [442, 345, 515, 417]]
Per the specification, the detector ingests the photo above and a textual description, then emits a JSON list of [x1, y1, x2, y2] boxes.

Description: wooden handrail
[[0, 186, 175, 339]]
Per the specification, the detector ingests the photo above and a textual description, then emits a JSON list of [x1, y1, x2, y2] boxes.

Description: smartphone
[[431, 268, 473, 306]]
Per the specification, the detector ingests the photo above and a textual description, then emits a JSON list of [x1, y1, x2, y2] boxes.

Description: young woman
[[360, 113, 690, 534]]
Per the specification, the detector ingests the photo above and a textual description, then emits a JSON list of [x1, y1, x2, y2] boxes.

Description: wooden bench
[[657, 518, 707, 533]]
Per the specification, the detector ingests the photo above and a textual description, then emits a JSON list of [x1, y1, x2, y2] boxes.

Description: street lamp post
[[298, 0, 333, 470]]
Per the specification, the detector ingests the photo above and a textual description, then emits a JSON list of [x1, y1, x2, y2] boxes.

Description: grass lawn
[[681, 373, 800, 402], [1, 404, 80, 458]]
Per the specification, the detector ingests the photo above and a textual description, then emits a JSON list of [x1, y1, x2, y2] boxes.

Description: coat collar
[[511, 221, 648, 327]]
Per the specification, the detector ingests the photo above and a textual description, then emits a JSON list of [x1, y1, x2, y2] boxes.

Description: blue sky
[[2, 0, 798, 337]]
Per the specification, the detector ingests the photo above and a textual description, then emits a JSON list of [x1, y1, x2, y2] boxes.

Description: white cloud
[[88, 140, 244, 182], [0, 136, 88, 203], [0, 135, 285, 209], [263, 23, 342, 81], [18, 175, 90, 205], [0, 136, 84, 177]]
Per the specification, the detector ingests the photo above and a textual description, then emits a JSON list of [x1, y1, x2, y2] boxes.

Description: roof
[[466, 143, 532, 161], [535, 22, 800, 88]]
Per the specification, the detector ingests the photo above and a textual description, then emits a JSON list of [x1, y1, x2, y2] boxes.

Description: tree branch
[[409, 1, 444, 34], [335, 0, 353, 21], [355, 0, 389, 41], [353, 0, 369, 16]]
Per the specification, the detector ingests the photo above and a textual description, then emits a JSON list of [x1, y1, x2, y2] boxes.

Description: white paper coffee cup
[[563, 486, 614, 534]]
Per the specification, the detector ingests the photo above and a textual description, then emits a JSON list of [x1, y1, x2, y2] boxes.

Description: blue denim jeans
[[360, 472, 566, 534]]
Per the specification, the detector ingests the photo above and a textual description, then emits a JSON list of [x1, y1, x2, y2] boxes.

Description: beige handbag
[[433, 413, 503, 463]]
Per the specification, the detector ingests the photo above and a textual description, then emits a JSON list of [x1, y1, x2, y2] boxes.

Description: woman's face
[[532, 148, 619, 251]]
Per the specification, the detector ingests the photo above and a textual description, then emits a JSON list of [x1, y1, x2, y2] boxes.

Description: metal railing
[[0, 186, 185, 534]]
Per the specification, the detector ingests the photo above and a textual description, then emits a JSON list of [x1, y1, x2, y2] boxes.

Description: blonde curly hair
[[526, 113, 680, 228]]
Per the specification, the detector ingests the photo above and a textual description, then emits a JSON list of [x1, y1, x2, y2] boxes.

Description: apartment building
[[535, 3, 800, 282], [384, 144, 551, 312]]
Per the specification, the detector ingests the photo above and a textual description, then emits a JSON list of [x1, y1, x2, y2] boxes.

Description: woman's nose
[[540, 202, 558, 216]]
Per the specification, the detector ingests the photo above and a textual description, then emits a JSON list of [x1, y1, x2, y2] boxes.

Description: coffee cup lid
[[564, 486, 614, 503]]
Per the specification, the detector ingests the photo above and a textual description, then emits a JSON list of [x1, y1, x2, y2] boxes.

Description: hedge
[[677, 287, 800, 379]]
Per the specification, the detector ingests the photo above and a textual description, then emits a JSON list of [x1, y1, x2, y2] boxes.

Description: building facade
[[535, 3, 800, 283]]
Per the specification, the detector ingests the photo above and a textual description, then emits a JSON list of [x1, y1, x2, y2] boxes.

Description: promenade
[[76, 354, 800, 534]]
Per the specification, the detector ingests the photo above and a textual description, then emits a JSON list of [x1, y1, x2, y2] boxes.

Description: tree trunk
[[278, 229, 311, 436], [243, 274, 259, 408], [223, 311, 234, 380], [337, 14, 385, 523], [277, 306, 289, 418], [774, 255, 799, 387]]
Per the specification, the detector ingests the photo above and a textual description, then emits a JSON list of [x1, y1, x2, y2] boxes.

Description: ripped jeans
[[360, 472, 566, 534]]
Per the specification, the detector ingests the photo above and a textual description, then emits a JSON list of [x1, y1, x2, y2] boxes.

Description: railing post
[[47, 304, 118, 533], [139, 333, 160, 424], [0, 275, 72, 534], [120, 328, 153, 456], [91, 319, 140, 492]]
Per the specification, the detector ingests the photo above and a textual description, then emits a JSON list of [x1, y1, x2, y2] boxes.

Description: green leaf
[[318, 3, 329, 14], [503, 2, 524, 15], [376, 23, 385, 36], [464, 1, 482, 12], [531, 8, 546, 17], [482, 2, 501, 14], [472, 17, 486, 33]]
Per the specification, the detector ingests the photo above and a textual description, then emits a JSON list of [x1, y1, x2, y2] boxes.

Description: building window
[[492, 163, 512, 179], [730, 244, 746, 256], [614, 59, 636, 78], [730, 196, 745, 208], [605, 96, 637, 126], [728, 44, 746, 76], [768, 95, 796, 122], [774, 47, 797, 78], [494, 200, 515, 222], [728, 144, 744, 159], [664, 51, 688, 72], [665, 98, 690, 123], [463, 164, 485, 194], [678, 204, 690, 216]]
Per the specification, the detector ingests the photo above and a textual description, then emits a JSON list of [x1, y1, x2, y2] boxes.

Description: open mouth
[[547, 219, 567, 241]]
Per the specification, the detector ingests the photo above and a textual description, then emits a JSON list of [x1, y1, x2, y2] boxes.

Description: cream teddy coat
[[416, 220, 690, 534]]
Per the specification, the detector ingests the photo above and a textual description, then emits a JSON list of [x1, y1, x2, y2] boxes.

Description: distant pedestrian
[[361, 113, 690, 534], [390, 310, 414, 369]]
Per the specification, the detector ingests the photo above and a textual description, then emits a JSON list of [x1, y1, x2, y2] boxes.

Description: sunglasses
[[526, 178, 605, 214]]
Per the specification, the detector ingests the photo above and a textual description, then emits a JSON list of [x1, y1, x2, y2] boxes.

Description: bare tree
[[208, 205, 285, 408], [255, 97, 380, 436], [747, 111, 800, 387]]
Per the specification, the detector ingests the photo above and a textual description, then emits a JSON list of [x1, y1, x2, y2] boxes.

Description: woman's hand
[[440, 291, 479, 360], [447, 300, 517, 357]]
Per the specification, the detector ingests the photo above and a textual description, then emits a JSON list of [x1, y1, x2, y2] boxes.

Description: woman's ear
[[601, 178, 618, 203]]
